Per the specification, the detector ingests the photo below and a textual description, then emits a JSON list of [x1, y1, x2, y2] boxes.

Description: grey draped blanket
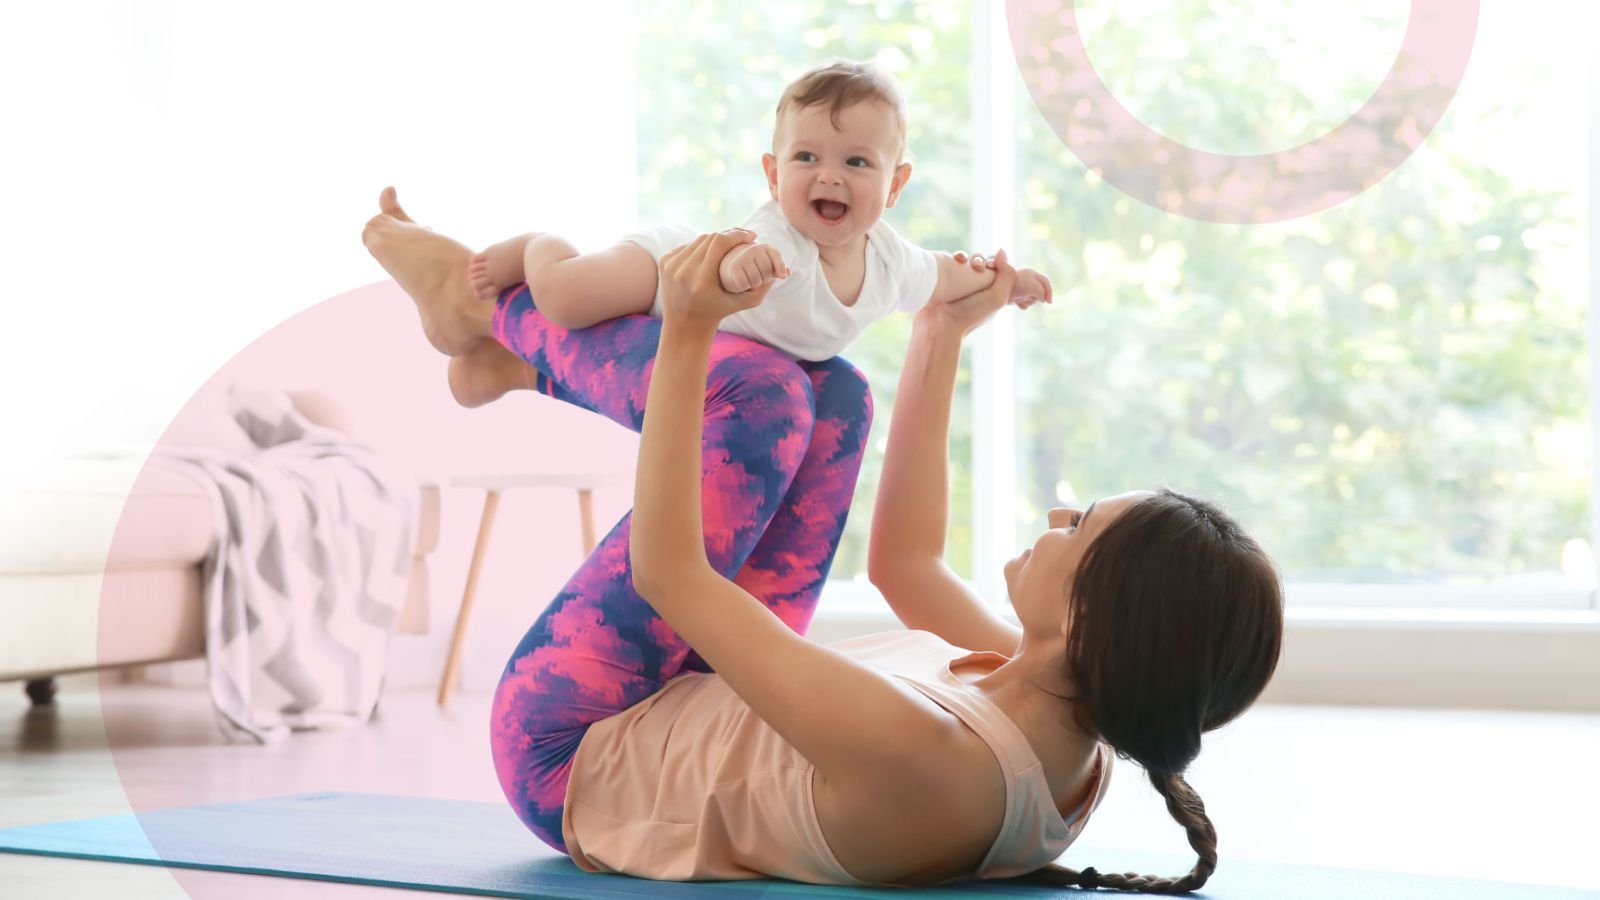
[[155, 386, 417, 744]]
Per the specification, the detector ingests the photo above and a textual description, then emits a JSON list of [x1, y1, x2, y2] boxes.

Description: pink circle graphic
[[93, 281, 637, 899], [1007, 1, 1480, 223]]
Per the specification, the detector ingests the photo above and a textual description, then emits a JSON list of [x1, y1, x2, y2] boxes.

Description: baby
[[467, 60, 1052, 362]]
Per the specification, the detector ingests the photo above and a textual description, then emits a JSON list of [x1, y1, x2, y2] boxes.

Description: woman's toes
[[361, 215, 386, 248], [378, 186, 413, 222]]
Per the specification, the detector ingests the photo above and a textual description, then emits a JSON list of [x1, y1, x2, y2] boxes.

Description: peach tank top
[[559, 629, 1114, 885]]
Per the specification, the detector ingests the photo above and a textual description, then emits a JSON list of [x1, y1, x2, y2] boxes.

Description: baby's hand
[[1010, 267, 1052, 309], [719, 242, 791, 294]]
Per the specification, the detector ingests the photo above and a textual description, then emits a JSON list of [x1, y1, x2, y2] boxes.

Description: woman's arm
[[629, 324, 719, 585], [868, 251, 1026, 656], [867, 310, 965, 568], [628, 281, 724, 590], [629, 231, 959, 785]]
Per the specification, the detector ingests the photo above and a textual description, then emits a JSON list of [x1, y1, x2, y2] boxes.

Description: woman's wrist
[[913, 304, 973, 346], [907, 312, 968, 376], [659, 311, 722, 345]]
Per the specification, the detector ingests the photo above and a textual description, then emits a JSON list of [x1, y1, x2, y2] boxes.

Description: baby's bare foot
[[447, 339, 536, 408], [467, 234, 537, 300], [466, 253, 497, 300], [361, 187, 494, 356]]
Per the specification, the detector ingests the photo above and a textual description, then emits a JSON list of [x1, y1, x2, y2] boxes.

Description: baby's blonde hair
[[774, 60, 908, 161]]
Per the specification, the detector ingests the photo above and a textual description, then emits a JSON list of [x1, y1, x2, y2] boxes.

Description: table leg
[[438, 489, 502, 708], [577, 489, 597, 556]]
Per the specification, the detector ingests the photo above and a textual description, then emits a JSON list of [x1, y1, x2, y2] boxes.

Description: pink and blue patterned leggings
[[486, 284, 873, 853]]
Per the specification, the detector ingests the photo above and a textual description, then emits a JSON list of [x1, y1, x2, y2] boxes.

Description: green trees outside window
[[636, 1, 1591, 598]]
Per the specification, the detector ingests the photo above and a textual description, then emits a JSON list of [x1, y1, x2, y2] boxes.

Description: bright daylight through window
[[634, 0, 1593, 613]]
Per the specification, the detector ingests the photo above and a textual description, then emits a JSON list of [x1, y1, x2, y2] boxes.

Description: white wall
[[1, 0, 641, 694], [0, 0, 636, 465]]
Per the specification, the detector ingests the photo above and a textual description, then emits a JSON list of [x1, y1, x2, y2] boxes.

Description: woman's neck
[[975, 642, 1099, 767], [971, 653, 1100, 817]]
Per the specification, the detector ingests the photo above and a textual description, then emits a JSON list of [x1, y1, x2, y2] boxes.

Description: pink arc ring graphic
[[1006, 1, 1480, 224]]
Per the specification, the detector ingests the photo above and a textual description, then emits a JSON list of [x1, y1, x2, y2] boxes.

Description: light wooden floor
[[2, 681, 1597, 898]]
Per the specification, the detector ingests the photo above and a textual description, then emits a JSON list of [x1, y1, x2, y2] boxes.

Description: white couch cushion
[[0, 456, 213, 574], [0, 568, 202, 679]]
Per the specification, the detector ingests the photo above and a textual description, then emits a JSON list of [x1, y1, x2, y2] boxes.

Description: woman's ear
[[886, 161, 913, 208], [762, 153, 779, 201]]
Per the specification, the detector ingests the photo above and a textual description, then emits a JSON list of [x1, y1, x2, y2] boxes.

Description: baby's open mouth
[[812, 199, 849, 222]]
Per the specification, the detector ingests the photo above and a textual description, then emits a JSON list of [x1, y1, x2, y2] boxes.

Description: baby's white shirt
[[620, 201, 940, 361]]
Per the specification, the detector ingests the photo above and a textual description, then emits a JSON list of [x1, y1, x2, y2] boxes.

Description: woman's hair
[[1050, 487, 1285, 894], [774, 60, 908, 160]]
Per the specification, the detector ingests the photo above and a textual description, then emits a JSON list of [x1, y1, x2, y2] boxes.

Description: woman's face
[[1004, 490, 1153, 637]]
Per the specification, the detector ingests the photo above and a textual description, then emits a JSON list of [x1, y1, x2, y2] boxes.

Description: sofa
[[0, 389, 440, 706]]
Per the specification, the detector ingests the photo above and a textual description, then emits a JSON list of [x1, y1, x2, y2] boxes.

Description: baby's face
[[763, 101, 910, 250]]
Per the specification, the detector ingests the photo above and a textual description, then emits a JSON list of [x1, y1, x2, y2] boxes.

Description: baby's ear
[[762, 153, 779, 200], [886, 161, 913, 208]]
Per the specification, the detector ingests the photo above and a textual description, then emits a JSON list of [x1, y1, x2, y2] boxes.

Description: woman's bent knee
[[812, 357, 873, 427], [709, 349, 816, 426]]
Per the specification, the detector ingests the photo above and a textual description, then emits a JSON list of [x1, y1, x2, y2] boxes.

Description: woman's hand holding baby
[[949, 251, 1052, 310], [659, 229, 777, 332], [718, 241, 791, 294], [922, 248, 1019, 338]]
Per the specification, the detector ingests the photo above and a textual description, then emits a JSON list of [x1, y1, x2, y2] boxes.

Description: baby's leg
[[469, 235, 657, 331], [524, 240, 658, 330]]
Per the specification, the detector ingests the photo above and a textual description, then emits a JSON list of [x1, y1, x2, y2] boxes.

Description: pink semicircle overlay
[[1006, 0, 1480, 224], [93, 279, 636, 898]]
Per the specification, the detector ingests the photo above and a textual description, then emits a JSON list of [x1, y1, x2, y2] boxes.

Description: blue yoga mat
[[0, 793, 1588, 899]]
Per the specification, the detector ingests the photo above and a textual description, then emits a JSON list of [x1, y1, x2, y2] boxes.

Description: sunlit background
[[2, 0, 1593, 615], [632, 0, 1593, 611]]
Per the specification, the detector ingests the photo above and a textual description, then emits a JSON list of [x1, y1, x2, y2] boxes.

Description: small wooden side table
[[437, 472, 620, 707]]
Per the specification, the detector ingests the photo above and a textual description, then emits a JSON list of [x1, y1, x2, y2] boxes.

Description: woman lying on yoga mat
[[362, 192, 1284, 894]]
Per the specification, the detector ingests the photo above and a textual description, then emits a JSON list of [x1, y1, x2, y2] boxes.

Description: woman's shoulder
[[814, 714, 1005, 885]]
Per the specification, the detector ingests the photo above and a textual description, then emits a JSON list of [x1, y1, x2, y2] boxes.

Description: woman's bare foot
[[467, 234, 537, 300], [361, 187, 494, 356], [447, 339, 536, 408]]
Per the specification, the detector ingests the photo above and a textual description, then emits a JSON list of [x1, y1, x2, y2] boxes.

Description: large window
[[636, 0, 1593, 612]]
